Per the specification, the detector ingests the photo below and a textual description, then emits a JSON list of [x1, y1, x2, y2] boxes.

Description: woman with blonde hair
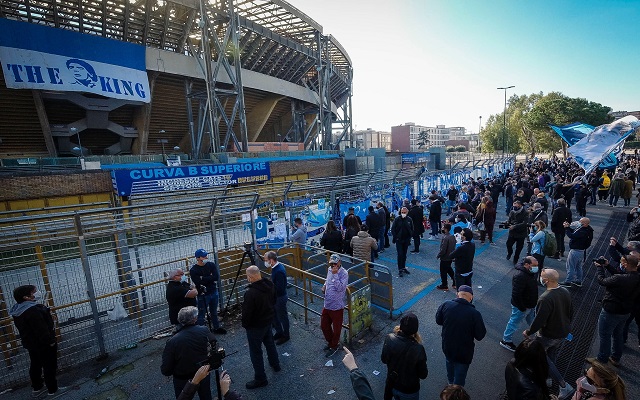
[[573, 360, 626, 400]]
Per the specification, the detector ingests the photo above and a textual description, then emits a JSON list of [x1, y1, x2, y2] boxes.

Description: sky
[[289, 0, 640, 133]]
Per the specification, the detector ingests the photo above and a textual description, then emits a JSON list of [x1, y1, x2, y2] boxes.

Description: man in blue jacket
[[265, 250, 290, 345], [435, 285, 486, 387], [191, 249, 226, 334]]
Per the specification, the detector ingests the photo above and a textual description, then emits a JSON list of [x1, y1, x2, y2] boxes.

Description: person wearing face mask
[[266, 251, 290, 345], [10, 285, 68, 397], [523, 268, 574, 399], [499, 256, 539, 352], [391, 206, 414, 277], [166, 269, 198, 327], [529, 220, 547, 273], [586, 254, 640, 367], [506, 200, 529, 265], [572, 361, 627, 400]]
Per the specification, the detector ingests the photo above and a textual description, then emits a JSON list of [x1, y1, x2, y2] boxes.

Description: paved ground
[[4, 198, 639, 400]]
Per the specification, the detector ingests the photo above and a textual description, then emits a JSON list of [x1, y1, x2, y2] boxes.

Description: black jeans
[[412, 234, 421, 252], [173, 374, 212, 400], [440, 260, 455, 286], [28, 344, 58, 393], [246, 324, 280, 381], [554, 229, 566, 254], [396, 241, 410, 271], [455, 272, 472, 288], [506, 236, 525, 263]]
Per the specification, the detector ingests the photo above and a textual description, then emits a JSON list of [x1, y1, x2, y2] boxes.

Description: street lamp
[[70, 127, 82, 157], [478, 116, 482, 154], [157, 130, 168, 163], [497, 86, 515, 154]]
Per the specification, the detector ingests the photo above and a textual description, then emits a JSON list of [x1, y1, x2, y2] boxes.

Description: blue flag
[[549, 122, 621, 169]]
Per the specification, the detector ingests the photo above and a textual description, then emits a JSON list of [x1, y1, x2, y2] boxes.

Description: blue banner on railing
[[0, 19, 150, 102], [111, 163, 271, 196], [401, 153, 430, 164]]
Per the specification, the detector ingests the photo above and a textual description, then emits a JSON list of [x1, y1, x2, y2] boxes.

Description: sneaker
[[398, 270, 404, 278], [275, 336, 289, 345], [271, 364, 281, 372], [608, 356, 621, 367], [402, 268, 410, 275], [325, 347, 339, 358], [213, 327, 227, 334], [499, 340, 517, 352], [490, 242, 497, 246], [410, 250, 419, 254], [436, 285, 449, 291], [428, 235, 436, 240], [48, 387, 69, 397], [559, 281, 573, 287], [32, 387, 47, 398], [571, 281, 583, 288], [245, 379, 268, 389], [506, 254, 512, 260], [451, 285, 457, 290], [558, 383, 574, 399], [585, 357, 602, 365]]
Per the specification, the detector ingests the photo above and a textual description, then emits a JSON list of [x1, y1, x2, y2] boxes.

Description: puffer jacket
[[351, 231, 378, 261]]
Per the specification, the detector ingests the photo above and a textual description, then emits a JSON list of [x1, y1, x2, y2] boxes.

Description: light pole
[[478, 116, 482, 154], [70, 127, 82, 157], [497, 85, 515, 154], [157, 130, 168, 164]]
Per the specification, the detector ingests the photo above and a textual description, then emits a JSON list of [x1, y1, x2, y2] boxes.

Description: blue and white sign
[[401, 153, 430, 164], [0, 19, 150, 102], [111, 163, 271, 196]]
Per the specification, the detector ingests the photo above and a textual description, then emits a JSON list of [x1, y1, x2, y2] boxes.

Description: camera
[[593, 256, 607, 266], [201, 339, 226, 369], [197, 284, 207, 295], [499, 222, 511, 229], [244, 241, 253, 252]]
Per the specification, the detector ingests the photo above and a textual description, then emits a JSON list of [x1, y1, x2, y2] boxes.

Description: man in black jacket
[[366, 206, 382, 259], [435, 285, 486, 386], [191, 249, 226, 334], [499, 256, 539, 352], [560, 217, 594, 288], [587, 254, 640, 366], [242, 265, 280, 389], [381, 313, 428, 398], [505, 201, 529, 265], [161, 306, 214, 400], [550, 199, 572, 259], [10, 285, 66, 397], [391, 207, 413, 277], [166, 269, 198, 327], [428, 196, 442, 240], [448, 228, 475, 288], [408, 199, 425, 253]]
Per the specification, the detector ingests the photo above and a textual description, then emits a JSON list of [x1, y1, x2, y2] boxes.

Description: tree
[[455, 145, 466, 152], [417, 130, 430, 148], [445, 146, 456, 152], [479, 91, 612, 157]]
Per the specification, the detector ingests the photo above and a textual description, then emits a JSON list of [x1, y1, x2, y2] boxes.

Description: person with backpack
[[529, 220, 548, 272], [560, 218, 594, 288]]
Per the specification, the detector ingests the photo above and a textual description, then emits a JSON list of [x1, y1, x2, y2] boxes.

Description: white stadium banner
[[0, 19, 150, 103]]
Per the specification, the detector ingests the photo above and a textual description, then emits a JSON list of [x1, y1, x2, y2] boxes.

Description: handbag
[[477, 209, 486, 231]]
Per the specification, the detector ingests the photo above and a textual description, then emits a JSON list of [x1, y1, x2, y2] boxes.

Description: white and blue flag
[[567, 116, 640, 174]]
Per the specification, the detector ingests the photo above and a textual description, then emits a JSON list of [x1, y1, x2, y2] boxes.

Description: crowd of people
[[10, 155, 640, 400]]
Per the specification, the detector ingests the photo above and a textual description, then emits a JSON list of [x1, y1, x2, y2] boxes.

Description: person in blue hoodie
[[10, 285, 67, 397]]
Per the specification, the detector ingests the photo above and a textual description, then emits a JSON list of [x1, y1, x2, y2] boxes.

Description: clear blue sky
[[290, 0, 640, 133]]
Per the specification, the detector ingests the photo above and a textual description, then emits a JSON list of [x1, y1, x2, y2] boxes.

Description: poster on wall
[[0, 19, 150, 103]]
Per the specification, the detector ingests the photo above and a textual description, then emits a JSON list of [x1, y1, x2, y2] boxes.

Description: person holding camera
[[191, 249, 226, 334], [178, 366, 243, 400], [560, 218, 594, 288], [505, 200, 529, 265], [242, 265, 280, 389], [161, 306, 215, 400], [587, 254, 640, 367], [166, 269, 198, 328]]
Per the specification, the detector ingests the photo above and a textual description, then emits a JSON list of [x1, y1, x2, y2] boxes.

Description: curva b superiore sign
[[111, 163, 271, 196], [0, 19, 150, 102]]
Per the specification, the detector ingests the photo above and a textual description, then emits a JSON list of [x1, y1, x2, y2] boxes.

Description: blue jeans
[[430, 220, 440, 237], [378, 228, 386, 252], [609, 194, 620, 206], [565, 249, 585, 283], [597, 309, 629, 362], [173, 374, 212, 400], [503, 305, 535, 342], [392, 388, 419, 400], [246, 324, 280, 381], [445, 358, 470, 386], [197, 292, 220, 328], [533, 335, 565, 385], [273, 295, 290, 338]]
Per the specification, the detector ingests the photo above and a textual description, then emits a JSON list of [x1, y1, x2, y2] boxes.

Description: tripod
[[196, 289, 216, 333], [220, 242, 261, 320]]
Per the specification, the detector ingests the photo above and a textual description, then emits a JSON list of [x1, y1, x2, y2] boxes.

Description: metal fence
[[0, 157, 514, 389]]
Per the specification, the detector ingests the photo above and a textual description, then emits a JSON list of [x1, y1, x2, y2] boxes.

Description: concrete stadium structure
[[0, 0, 353, 158]]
